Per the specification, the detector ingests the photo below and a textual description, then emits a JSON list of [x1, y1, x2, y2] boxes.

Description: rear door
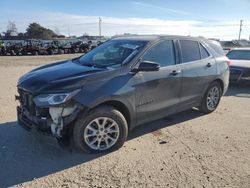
[[178, 40, 217, 108], [134, 39, 182, 125]]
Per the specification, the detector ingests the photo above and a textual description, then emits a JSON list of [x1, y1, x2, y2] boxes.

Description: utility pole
[[67, 25, 70, 38], [99, 17, 102, 38], [238, 19, 243, 41]]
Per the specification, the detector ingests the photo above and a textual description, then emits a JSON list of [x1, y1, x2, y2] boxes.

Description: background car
[[226, 48, 250, 84]]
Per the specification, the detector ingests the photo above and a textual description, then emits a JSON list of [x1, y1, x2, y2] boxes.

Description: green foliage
[[2, 22, 63, 40], [26, 23, 56, 39]]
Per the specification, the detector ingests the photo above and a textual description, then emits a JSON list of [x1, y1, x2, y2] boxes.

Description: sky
[[1, 0, 250, 40]]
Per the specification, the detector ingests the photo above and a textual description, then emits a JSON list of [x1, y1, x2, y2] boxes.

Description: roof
[[231, 47, 250, 50], [111, 35, 208, 42]]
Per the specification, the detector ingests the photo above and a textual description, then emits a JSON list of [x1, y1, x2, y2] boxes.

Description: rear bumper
[[230, 76, 250, 84], [230, 67, 250, 84]]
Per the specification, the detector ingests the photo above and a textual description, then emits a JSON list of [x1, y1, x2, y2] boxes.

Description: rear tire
[[199, 81, 222, 114], [73, 106, 128, 153]]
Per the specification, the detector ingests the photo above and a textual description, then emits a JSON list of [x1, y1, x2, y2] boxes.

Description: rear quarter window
[[200, 43, 210, 59], [207, 40, 225, 56]]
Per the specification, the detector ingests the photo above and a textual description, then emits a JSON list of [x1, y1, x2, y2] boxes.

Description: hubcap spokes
[[84, 117, 120, 150], [207, 86, 220, 110]]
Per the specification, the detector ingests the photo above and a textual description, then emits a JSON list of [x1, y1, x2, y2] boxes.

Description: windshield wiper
[[94, 63, 120, 68], [81, 62, 107, 68]]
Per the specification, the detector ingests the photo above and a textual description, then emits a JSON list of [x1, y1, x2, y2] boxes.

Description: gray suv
[[17, 35, 230, 153]]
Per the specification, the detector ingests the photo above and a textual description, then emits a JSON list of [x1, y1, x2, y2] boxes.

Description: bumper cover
[[17, 106, 51, 134], [17, 105, 81, 136], [230, 67, 250, 83]]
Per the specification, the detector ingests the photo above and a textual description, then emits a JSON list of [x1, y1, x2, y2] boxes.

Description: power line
[[67, 25, 70, 37]]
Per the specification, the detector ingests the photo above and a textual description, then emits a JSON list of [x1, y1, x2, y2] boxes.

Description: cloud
[[131, 1, 189, 15], [0, 11, 250, 40]]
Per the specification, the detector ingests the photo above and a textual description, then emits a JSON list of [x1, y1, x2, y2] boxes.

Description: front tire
[[199, 81, 222, 114], [73, 106, 128, 153]]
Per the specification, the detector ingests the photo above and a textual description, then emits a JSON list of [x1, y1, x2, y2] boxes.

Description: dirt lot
[[0, 55, 250, 188]]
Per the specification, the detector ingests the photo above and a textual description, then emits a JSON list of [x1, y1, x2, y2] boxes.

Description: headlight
[[33, 89, 81, 106]]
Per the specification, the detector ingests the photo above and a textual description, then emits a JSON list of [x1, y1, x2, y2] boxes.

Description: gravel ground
[[0, 55, 250, 188]]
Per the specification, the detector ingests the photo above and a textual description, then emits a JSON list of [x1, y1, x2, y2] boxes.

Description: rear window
[[179, 40, 200, 63], [227, 50, 250, 60]]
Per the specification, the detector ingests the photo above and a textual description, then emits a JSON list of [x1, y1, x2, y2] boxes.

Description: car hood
[[230, 60, 250, 68], [18, 60, 106, 93]]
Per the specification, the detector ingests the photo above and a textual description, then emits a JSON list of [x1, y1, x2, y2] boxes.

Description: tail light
[[226, 60, 231, 66]]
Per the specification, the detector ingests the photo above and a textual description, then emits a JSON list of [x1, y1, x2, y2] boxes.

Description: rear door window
[[142, 40, 175, 67], [179, 40, 201, 63]]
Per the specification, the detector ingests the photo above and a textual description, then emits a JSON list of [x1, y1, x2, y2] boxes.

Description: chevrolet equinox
[[16, 35, 230, 153]]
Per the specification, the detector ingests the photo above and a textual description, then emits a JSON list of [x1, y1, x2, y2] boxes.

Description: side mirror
[[132, 61, 160, 72]]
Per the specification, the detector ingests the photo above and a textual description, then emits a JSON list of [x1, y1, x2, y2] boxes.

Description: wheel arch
[[199, 78, 225, 107], [213, 78, 224, 94], [89, 100, 133, 130]]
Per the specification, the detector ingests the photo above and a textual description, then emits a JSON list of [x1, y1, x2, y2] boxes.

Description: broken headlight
[[33, 89, 81, 107]]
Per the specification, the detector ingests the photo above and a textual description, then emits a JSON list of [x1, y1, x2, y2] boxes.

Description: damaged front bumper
[[17, 103, 82, 137]]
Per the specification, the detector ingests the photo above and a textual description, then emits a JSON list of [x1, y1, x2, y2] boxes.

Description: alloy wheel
[[206, 86, 220, 111], [84, 117, 120, 151]]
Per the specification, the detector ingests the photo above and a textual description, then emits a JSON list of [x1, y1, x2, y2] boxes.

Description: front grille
[[18, 88, 36, 116]]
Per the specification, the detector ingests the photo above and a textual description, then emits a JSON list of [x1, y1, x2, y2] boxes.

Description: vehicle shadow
[[224, 83, 250, 98], [0, 109, 203, 187], [0, 122, 103, 187], [129, 109, 203, 139]]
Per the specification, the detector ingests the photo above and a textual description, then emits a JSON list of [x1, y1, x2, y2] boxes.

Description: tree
[[57, 34, 66, 38], [6, 21, 18, 36], [54, 27, 60, 35], [3, 21, 18, 39], [17, 32, 25, 39], [26, 23, 56, 39]]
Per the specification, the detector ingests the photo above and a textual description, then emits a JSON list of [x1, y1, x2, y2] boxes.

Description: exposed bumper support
[[49, 105, 77, 136], [17, 103, 82, 137]]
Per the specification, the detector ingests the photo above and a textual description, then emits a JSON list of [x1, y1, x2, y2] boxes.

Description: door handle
[[170, 70, 181, 76], [206, 63, 212, 67]]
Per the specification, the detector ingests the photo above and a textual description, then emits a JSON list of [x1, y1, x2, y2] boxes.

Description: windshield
[[227, 50, 250, 60], [79, 40, 147, 68]]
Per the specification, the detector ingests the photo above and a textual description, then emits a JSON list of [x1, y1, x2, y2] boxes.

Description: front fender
[[74, 94, 136, 129]]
